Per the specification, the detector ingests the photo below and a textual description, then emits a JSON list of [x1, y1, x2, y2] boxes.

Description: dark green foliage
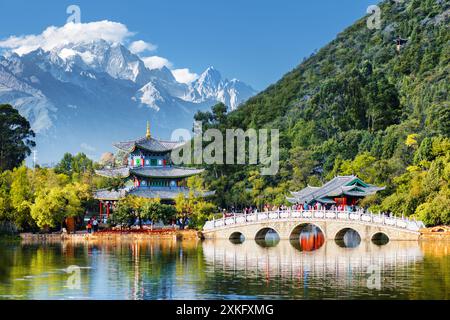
[[196, 0, 449, 224], [54, 153, 94, 176], [0, 104, 35, 172]]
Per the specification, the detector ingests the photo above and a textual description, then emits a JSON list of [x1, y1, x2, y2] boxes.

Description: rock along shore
[[20, 229, 200, 242]]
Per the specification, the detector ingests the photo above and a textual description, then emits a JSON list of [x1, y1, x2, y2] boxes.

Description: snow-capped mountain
[[0, 40, 257, 163], [187, 67, 255, 110]]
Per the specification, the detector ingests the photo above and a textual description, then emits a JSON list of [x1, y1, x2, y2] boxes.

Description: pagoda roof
[[94, 187, 131, 201], [113, 136, 185, 153], [128, 188, 215, 200], [287, 175, 385, 204], [94, 187, 215, 200], [131, 167, 205, 178], [95, 167, 130, 178], [95, 166, 204, 179]]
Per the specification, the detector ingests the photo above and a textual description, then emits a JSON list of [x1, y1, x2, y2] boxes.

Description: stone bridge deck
[[202, 210, 424, 241]]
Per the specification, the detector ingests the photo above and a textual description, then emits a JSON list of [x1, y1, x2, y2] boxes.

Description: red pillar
[[106, 202, 110, 219], [99, 201, 103, 219]]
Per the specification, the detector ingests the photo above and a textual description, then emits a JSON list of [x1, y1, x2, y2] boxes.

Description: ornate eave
[[128, 188, 215, 200], [95, 167, 130, 179], [287, 175, 385, 204], [130, 167, 205, 179], [113, 136, 185, 153]]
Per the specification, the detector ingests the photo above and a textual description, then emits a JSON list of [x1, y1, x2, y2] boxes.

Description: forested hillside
[[196, 0, 450, 226]]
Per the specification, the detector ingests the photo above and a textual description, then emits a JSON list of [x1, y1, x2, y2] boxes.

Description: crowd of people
[[86, 217, 99, 234], [222, 201, 387, 217]]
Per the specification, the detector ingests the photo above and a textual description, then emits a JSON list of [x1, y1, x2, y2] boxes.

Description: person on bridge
[[304, 201, 310, 211]]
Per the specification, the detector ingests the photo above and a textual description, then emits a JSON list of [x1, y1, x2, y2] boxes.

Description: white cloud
[[141, 56, 173, 70], [80, 142, 96, 152], [0, 21, 134, 56], [172, 68, 199, 84], [129, 40, 157, 54], [0, 20, 202, 86]]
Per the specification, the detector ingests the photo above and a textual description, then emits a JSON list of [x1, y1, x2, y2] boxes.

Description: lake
[[0, 238, 449, 300]]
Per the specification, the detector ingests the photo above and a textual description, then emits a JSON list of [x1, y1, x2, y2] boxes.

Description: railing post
[[234, 212, 236, 224], [213, 216, 215, 228]]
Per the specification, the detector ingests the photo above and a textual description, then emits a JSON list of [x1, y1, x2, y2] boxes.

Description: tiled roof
[[113, 136, 185, 153], [128, 188, 215, 200], [94, 188, 130, 200], [288, 175, 385, 204], [95, 167, 130, 178], [130, 167, 204, 178], [95, 186, 215, 200]]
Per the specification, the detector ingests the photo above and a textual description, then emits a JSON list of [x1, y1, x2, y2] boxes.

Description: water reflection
[[203, 240, 423, 279], [290, 224, 325, 251], [0, 239, 449, 299], [335, 228, 361, 248], [372, 233, 390, 246], [255, 228, 280, 247]]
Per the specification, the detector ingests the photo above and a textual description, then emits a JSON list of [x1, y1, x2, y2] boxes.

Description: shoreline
[[13, 229, 450, 242], [18, 229, 200, 243]]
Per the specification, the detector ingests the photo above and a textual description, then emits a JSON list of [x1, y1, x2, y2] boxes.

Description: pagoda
[[287, 175, 385, 208], [94, 122, 213, 219]]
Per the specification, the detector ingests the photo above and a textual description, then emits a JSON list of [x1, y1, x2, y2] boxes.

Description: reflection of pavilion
[[202, 240, 423, 280]]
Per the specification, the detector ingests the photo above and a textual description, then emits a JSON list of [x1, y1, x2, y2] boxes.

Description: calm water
[[0, 238, 449, 300]]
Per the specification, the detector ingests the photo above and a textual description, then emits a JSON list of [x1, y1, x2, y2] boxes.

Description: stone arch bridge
[[202, 210, 424, 242]]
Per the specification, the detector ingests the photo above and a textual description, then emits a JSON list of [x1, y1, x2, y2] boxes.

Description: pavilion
[[287, 175, 385, 208], [93, 122, 214, 219]]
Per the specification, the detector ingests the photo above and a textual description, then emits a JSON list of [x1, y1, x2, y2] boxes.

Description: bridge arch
[[255, 227, 281, 247], [229, 231, 245, 244], [201, 211, 422, 241], [371, 232, 390, 245], [289, 223, 325, 251], [335, 227, 361, 248], [289, 223, 325, 240]]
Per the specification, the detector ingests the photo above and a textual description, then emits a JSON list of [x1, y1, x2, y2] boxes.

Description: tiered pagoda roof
[[94, 122, 210, 201], [287, 175, 385, 204], [113, 136, 184, 153], [95, 167, 204, 179], [128, 188, 215, 200], [112, 121, 185, 153], [94, 187, 215, 201]]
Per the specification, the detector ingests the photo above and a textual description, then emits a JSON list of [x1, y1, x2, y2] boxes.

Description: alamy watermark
[[67, 5, 81, 24], [66, 265, 81, 290], [367, 5, 381, 30], [366, 264, 381, 290], [171, 121, 280, 176]]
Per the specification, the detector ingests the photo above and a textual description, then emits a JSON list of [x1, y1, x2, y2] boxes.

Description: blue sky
[[0, 0, 379, 90]]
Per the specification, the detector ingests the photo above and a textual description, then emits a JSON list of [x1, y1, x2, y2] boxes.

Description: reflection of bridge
[[202, 210, 424, 241], [202, 240, 423, 285]]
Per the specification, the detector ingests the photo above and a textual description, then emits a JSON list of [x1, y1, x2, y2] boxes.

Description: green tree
[[0, 171, 12, 222], [30, 185, 83, 230], [113, 199, 135, 229], [141, 200, 177, 229], [10, 166, 35, 230], [0, 104, 35, 172], [175, 176, 217, 229]]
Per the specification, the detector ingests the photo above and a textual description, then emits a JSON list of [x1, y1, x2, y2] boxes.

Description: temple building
[[287, 175, 385, 208], [94, 122, 214, 219]]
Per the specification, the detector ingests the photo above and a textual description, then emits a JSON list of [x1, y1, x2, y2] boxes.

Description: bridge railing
[[203, 209, 425, 232]]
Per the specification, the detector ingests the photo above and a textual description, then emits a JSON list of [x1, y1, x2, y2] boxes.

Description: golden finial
[[146, 121, 151, 139]]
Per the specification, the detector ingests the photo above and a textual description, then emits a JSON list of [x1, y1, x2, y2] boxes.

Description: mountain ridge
[[198, 0, 449, 222], [0, 39, 257, 163]]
